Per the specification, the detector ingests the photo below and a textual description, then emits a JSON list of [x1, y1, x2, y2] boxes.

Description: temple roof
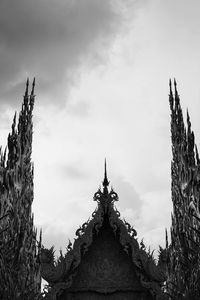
[[41, 164, 167, 299]]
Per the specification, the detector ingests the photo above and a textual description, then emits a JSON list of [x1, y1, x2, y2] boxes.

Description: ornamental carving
[[41, 161, 168, 300]]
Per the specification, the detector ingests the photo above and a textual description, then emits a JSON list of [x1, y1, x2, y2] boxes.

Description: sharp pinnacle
[[186, 109, 190, 121], [174, 78, 177, 86], [169, 78, 173, 95], [165, 228, 168, 248], [195, 144, 200, 164], [169, 78, 172, 88], [103, 158, 109, 192], [25, 78, 29, 96], [174, 78, 178, 95], [169, 78, 174, 110], [31, 77, 35, 96]]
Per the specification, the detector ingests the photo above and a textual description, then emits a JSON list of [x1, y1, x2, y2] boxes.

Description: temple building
[[0, 79, 200, 299], [41, 162, 168, 300]]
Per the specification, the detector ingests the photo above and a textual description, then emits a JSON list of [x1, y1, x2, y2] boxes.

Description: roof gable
[[41, 165, 167, 299], [69, 214, 146, 292]]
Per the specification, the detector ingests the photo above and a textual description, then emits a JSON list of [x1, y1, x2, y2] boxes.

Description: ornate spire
[[31, 77, 35, 96], [174, 78, 177, 90], [102, 159, 109, 194], [169, 78, 174, 110], [167, 79, 200, 298], [165, 228, 168, 249], [169, 78, 172, 94], [0, 79, 41, 299], [25, 77, 29, 97], [94, 160, 118, 209]]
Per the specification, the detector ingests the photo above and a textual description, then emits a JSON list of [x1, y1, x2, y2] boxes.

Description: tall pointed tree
[[0, 79, 42, 300]]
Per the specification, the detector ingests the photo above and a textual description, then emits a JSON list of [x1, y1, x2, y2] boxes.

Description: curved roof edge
[[41, 183, 167, 299]]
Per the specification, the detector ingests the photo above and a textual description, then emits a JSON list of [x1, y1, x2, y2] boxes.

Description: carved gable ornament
[[41, 162, 168, 300]]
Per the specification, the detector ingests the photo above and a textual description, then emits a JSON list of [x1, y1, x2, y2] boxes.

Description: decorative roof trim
[[41, 181, 166, 299]]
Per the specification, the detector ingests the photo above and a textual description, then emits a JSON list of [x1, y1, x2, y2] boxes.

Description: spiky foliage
[[167, 80, 200, 299], [0, 79, 42, 300]]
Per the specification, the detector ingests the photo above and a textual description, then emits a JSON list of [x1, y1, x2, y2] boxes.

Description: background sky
[[0, 0, 200, 257]]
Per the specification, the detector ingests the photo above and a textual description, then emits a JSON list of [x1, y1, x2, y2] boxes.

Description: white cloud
[[1, 0, 200, 256]]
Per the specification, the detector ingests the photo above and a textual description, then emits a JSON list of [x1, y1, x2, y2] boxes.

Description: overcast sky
[[0, 0, 200, 256]]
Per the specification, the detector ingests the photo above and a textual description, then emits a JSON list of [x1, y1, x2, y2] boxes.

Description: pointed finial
[[174, 78, 178, 95], [186, 108, 192, 133], [186, 108, 190, 122], [195, 144, 200, 164], [169, 78, 172, 91], [102, 158, 109, 193], [25, 78, 29, 96], [174, 78, 177, 87], [173, 78, 180, 109], [169, 78, 174, 109], [165, 228, 168, 249], [31, 77, 35, 96], [39, 228, 42, 242]]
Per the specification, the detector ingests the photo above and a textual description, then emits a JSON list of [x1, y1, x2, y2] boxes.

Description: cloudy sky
[[0, 0, 200, 256]]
